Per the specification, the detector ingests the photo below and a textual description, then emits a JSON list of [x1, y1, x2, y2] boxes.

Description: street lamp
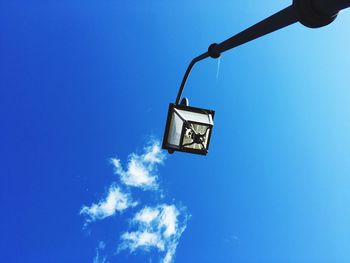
[[163, 0, 350, 155], [162, 98, 215, 155]]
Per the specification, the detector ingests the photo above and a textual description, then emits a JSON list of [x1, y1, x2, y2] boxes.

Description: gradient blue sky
[[1, 0, 350, 262]]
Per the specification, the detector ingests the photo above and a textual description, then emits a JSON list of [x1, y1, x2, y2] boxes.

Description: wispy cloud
[[81, 139, 188, 263], [93, 241, 108, 263], [119, 204, 189, 263], [80, 185, 137, 223], [110, 141, 165, 190]]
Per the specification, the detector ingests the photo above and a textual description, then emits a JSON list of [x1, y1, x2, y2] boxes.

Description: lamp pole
[[175, 0, 350, 105]]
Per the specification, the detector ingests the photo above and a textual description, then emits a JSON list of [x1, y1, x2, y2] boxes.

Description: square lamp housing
[[162, 103, 215, 155]]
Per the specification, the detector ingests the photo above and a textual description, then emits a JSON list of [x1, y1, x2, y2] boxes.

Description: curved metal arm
[[175, 52, 209, 105]]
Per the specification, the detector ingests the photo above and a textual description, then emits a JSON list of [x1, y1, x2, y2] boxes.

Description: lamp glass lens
[[168, 111, 183, 147], [182, 123, 210, 150], [176, 109, 213, 125]]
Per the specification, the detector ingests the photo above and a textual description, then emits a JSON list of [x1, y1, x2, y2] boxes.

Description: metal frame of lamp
[[162, 98, 215, 155]]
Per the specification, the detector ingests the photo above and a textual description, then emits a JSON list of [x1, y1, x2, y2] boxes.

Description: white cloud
[[110, 141, 165, 190], [120, 231, 165, 252], [93, 241, 107, 263], [163, 244, 177, 263], [81, 139, 189, 263], [134, 207, 160, 224], [80, 185, 137, 223], [143, 142, 164, 164], [159, 205, 178, 238], [119, 204, 189, 263]]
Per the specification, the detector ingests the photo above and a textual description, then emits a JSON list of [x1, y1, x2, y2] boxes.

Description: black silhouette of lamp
[[163, 0, 350, 155]]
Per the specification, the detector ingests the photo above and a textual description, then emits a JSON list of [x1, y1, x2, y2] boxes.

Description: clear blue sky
[[1, 0, 350, 262]]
